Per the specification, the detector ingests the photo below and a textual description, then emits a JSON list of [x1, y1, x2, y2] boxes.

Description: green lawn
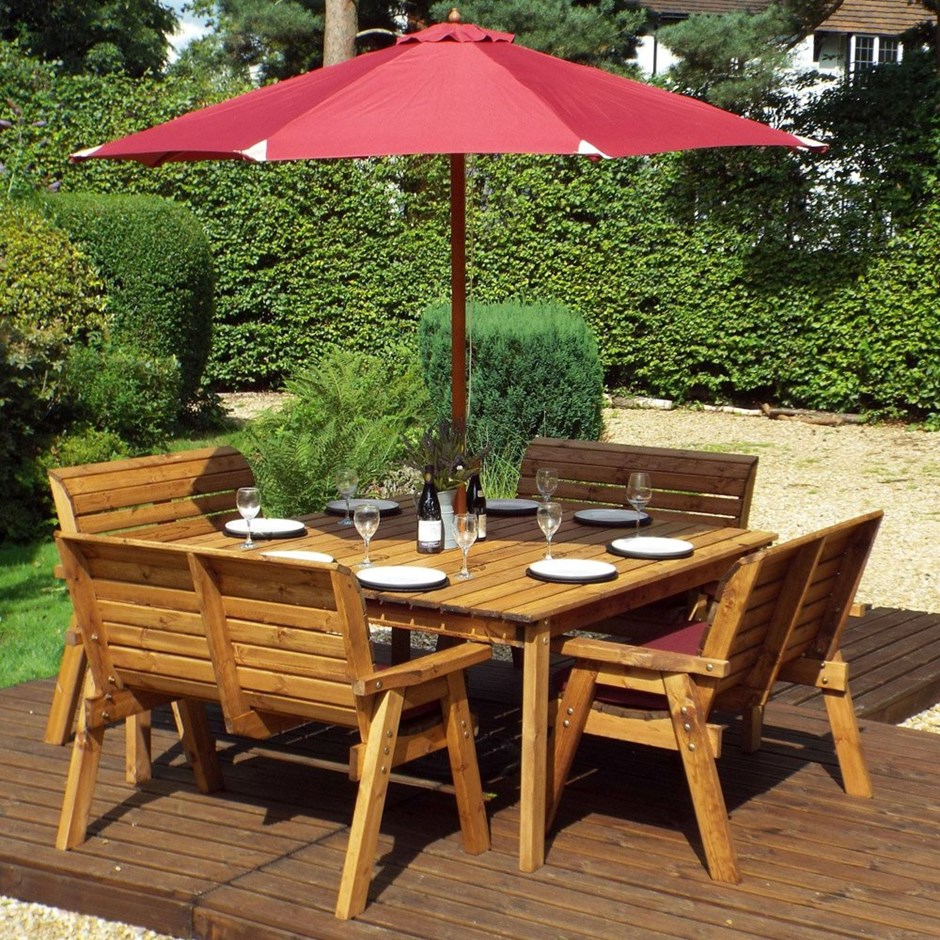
[[0, 540, 71, 687], [0, 430, 245, 690]]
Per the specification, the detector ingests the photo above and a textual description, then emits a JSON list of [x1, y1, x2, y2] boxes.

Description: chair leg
[[125, 713, 152, 784], [172, 699, 224, 793], [56, 710, 104, 850], [740, 704, 764, 754], [664, 674, 741, 884], [44, 628, 86, 745], [822, 686, 872, 798], [442, 672, 489, 855], [546, 666, 596, 832], [335, 689, 405, 920]]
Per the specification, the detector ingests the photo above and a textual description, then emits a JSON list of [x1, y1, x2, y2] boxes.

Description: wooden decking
[[2, 606, 939, 939]]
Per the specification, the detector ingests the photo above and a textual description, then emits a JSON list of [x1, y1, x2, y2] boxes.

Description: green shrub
[[41, 428, 132, 474], [63, 343, 182, 450], [419, 300, 604, 461], [40, 192, 214, 404], [244, 349, 432, 517], [0, 200, 108, 542]]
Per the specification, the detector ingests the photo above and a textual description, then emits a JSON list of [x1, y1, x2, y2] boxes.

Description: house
[[635, 0, 934, 78]]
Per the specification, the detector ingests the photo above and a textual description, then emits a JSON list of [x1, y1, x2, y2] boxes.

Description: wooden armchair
[[44, 446, 255, 780], [546, 511, 882, 885], [55, 533, 491, 920]]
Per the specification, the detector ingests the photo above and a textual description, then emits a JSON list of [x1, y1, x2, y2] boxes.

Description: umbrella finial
[[448, 7, 461, 22]]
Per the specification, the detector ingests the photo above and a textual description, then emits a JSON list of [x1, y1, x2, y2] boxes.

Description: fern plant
[[244, 349, 432, 517]]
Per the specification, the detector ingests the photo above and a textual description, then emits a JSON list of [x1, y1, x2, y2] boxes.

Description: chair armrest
[[352, 642, 492, 695], [552, 635, 729, 679]]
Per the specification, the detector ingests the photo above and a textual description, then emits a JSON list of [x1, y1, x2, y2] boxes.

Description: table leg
[[518, 620, 550, 872]]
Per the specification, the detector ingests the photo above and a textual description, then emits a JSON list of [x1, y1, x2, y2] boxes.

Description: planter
[[438, 488, 458, 550]]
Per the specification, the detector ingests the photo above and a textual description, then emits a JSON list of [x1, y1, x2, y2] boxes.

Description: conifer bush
[[419, 300, 604, 461]]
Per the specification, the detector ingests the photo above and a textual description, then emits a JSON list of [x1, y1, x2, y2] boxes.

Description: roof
[[643, 0, 932, 35], [817, 0, 933, 35], [642, 0, 771, 17]]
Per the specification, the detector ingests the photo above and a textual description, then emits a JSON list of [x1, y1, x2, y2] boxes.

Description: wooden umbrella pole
[[450, 152, 468, 514]]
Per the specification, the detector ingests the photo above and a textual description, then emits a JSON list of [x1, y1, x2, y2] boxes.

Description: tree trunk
[[324, 0, 358, 66]]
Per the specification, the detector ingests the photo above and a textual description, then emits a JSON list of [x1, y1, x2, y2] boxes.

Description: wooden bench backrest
[[188, 549, 374, 737], [517, 437, 758, 527], [55, 533, 374, 736], [701, 510, 882, 709], [49, 446, 255, 541]]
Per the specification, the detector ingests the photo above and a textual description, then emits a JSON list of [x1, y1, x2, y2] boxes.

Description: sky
[[164, 0, 212, 60]]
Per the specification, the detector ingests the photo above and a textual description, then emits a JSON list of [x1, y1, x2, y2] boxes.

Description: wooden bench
[[517, 437, 758, 527], [55, 532, 491, 920], [518, 437, 760, 632], [44, 446, 255, 771], [547, 510, 882, 884]]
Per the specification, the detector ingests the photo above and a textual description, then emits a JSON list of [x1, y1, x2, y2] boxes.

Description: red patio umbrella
[[72, 12, 825, 428]]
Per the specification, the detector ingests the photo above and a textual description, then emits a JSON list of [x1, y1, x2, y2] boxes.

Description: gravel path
[[6, 403, 937, 937], [603, 406, 939, 615]]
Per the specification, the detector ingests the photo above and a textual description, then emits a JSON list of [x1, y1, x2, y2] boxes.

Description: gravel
[[6, 402, 936, 936]]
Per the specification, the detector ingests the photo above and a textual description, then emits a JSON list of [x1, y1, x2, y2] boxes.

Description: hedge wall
[[2, 41, 938, 424]]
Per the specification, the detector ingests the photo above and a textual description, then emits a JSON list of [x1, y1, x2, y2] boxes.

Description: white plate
[[527, 558, 618, 584], [224, 518, 307, 538], [487, 498, 541, 516], [574, 508, 651, 527], [356, 565, 448, 591], [262, 550, 334, 564], [608, 536, 694, 560], [325, 498, 401, 516]]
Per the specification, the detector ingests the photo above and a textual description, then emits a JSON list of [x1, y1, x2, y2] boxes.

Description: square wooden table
[[189, 501, 775, 872]]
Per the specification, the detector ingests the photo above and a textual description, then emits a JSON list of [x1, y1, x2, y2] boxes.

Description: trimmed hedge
[[40, 192, 215, 403], [419, 300, 604, 459], [0, 200, 108, 541]]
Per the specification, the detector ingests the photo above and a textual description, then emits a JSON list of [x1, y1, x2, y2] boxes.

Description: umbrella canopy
[[72, 14, 826, 426]]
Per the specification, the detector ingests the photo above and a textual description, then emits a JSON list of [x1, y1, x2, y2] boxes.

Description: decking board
[[771, 606, 940, 721]]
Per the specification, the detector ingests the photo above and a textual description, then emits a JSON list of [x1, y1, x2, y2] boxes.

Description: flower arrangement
[[410, 418, 482, 492]]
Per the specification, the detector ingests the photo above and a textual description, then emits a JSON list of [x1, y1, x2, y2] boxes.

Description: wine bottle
[[416, 465, 443, 554], [468, 472, 487, 541]]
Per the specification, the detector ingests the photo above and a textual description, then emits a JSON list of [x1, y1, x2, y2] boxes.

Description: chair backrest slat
[[517, 437, 758, 526]]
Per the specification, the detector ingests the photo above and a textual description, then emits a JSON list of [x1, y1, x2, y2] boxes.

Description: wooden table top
[[187, 502, 775, 640]]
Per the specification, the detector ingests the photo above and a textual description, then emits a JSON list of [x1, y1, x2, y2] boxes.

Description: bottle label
[[477, 511, 487, 540], [418, 519, 443, 545]]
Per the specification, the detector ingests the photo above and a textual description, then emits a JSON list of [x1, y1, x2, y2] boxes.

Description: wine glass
[[235, 486, 261, 550], [536, 467, 559, 502], [536, 500, 562, 560], [453, 513, 478, 580], [353, 503, 380, 567], [626, 472, 653, 538], [336, 468, 358, 526]]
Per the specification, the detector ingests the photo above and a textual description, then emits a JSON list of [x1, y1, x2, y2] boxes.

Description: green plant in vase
[[411, 418, 482, 493]]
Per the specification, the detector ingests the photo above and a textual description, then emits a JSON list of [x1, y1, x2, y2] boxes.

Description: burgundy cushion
[[558, 621, 708, 710]]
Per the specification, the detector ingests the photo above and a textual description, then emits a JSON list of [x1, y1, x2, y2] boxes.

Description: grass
[[0, 426, 245, 690], [0, 540, 71, 687]]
